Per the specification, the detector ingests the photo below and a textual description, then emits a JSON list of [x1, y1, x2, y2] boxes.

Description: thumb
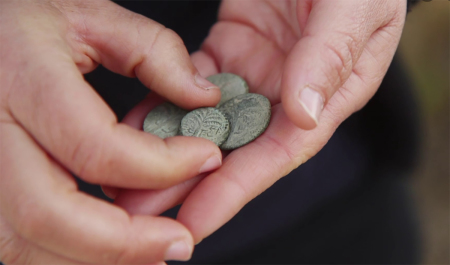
[[62, 0, 220, 109], [281, 0, 400, 129]]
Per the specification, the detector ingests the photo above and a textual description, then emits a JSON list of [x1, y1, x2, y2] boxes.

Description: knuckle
[[114, 219, 160, 264], [143, 27, 189, 91], [322, 88, 354, 127], [159, 28, 185, 50], [322, 32, 358, 88], [70, 137, 94, 179], [70, 133, 107, 184], [148, 26, 185, 54]]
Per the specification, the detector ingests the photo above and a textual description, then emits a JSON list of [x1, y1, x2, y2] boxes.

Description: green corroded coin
[[218, 93, 271, 150], [179, 107, 230, 146], [207, 73, 249, 107], [143, 102, 187, 139]]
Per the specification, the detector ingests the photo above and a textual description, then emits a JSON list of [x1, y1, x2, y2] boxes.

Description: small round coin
[[143, 102, 188, 139], [218, 93, 271, 150], [207, 73, 249, 107], [179, 107, 230, 146]]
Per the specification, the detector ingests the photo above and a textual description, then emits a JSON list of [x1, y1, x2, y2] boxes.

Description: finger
[[281, 0, 404, 129], [101, 185, 119, 200], [176, 34, 404, 241], [0, 122, 194, 263], [176, 105, 299, 243], [190, 51, 220, 78], [176, 103, 343, 242], [0, 219, 89, 265], [60, 0, 221, 109], [100, 93, 164, 200], [201, 21, 286, 104], [8, 47, 222, 189], [112, 85, 228, 204], [113, 57, 222, 213], [1, 232, 165, 265], [115, 175, 205, 216]]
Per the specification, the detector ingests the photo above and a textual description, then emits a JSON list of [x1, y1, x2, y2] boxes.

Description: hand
[[0, 0, 223, 263], [116, 0, 407, 244]]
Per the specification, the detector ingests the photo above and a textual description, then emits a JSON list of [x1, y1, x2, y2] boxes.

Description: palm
[[118, 0, 405, 243], [199, 1, 316, 164], [190, 0, 348, 191], [200, 0, 300, 103]]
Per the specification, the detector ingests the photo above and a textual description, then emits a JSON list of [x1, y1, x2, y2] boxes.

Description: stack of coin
[[143, 73, 271, 150]]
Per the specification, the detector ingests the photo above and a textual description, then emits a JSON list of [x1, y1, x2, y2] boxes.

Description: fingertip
[[198, 155, 222, 174], [101, 185, 119, 200], [282, 85, 323, 130], [175, 73, 222, 109], [127, 215, 194, 263], [148, 71, 221, 110], [161, 220, 194, 262], [164, 239, 193, 261], [194, 73, 220, 91], [190, 51, 219, 77], [164, 136, 223, 164]]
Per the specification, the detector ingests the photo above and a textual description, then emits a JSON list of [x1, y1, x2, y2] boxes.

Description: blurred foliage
[[400, 0, 449, 117], [398, 1, 449, 264]]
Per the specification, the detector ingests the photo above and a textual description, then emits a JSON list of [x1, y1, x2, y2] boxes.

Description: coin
[[143, 102, 188, 139], [218, 93, 271, 150], [179, 107, 230, 146], [207, 73, 249, 107]]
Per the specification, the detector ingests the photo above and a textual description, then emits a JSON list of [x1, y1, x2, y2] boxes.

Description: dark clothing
[[78, 1, 422, 263]]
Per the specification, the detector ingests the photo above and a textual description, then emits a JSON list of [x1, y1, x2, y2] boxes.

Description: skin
[[0, 0, 222, 263], [116, 0, 407, 247], [0, 0, 407, 263]]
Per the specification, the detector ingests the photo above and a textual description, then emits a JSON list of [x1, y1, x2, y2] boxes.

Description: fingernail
[[100, 186, 117, 200], [298, 86, 324, 125], [199, 155, 222, 174], [165, 240, 192, 261], [195, 73, 220, 90]]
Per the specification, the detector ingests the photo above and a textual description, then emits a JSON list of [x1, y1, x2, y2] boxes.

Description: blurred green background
[[399, 1, 449, 263]]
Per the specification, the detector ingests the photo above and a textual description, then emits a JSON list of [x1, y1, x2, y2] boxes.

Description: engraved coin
[[207, 73, 249, 107], [143, 102, 188, 139], [218, 93, 271, 150], [179, 107, 230, 146]]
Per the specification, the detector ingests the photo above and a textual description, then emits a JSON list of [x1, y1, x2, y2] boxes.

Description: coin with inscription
[[207, 73, 249, 107], [179, 107, 230, 146], [218, 93, 271, 150], [143, 102, 188, 139]]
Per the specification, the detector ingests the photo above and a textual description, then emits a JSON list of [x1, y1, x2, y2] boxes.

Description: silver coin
[[143, 102, 188, 139], [179, 107, 230, 146], [207, 73, 249, 107], [218, 93, 271, 150]]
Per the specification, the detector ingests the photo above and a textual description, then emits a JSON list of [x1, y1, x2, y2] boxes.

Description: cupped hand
[[0, 0, 223, 263], [116, 0, 407, 244]]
